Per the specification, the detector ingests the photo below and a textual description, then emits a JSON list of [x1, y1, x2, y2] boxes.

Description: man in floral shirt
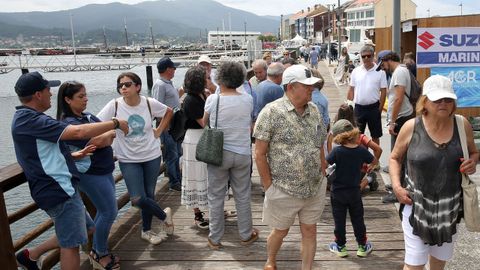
[[254, 65, 327, 270]]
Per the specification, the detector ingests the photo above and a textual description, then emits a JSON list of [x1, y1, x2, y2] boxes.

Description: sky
[[0, 0, 478, 18]]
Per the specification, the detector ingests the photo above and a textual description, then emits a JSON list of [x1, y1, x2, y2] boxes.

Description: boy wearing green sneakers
[[326, 119, 374, 258]]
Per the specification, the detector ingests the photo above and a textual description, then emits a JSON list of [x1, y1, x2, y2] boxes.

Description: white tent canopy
[[282, 34, 307, 48], [291, 34, 307, 44]]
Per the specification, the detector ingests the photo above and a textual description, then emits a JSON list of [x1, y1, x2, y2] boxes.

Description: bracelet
[[111, 117, 120, 129]]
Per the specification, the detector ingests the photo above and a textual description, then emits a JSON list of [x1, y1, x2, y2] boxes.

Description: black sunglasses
[[361, 54, 372, 59], [433, 98, 454, 104], [117, 81, 136, 89]]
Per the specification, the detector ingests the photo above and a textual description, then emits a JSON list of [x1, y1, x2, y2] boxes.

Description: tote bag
[[196, 94, 223, 166], [455, 114, 480, 232]]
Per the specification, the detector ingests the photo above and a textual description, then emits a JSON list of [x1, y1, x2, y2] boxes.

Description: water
[[1, 56, 187, 257]]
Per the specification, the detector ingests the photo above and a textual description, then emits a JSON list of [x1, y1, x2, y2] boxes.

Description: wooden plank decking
[[79, 61, 405, 269], [80, 168, 404, 270]]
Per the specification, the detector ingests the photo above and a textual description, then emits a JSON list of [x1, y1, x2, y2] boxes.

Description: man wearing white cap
[[254, 65, 327, 270], [197, 55, 218, 93]]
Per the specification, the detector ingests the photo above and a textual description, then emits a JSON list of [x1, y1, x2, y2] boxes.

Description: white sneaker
[[141, 230, 162, 245], [162, 207, 174, 235]]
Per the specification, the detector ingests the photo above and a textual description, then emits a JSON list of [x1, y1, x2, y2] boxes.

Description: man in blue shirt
[[12, 71, 128, 270], [152, 57, 182, 191], [309, 47, 320, 69], [255, 62, 285, 116]]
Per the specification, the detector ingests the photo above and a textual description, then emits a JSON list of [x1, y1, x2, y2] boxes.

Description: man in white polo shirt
[[347, 45, 387, 146]]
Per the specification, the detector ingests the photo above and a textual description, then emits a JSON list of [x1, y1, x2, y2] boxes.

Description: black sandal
[[89, 250, 120, 270]]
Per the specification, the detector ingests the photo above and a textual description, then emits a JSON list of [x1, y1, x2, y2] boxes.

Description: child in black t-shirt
[[326, 119, 374, 258]]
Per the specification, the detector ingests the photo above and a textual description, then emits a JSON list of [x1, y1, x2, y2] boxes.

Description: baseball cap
[[197, 55, 212, 64], [375, 50, 393, 71], [14, 71, 61, 97], [157, 57, 180, 73], [423, 75, 457, 101], [282, 65, 321, 86], [331, 119, 354, 137]]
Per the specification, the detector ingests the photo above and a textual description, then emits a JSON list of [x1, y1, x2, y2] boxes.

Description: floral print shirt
[[254, 96, 327, 198]]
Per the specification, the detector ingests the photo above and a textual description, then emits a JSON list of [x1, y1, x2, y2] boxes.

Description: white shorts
[[402, 204, 457, 266]]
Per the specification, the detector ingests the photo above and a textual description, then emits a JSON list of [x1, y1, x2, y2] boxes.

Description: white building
[[345, 0, 376, 52], [208, 31, 261, 47]]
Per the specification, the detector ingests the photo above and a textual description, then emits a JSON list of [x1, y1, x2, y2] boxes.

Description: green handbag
[[195, 94, 224, 166]]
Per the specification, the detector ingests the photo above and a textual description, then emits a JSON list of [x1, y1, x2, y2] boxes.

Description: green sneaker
[[357, 241, 373, 257], [329, 242, 348, 257]]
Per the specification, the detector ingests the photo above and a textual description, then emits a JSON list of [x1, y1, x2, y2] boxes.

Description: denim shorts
[[45, 190, 94, 248]]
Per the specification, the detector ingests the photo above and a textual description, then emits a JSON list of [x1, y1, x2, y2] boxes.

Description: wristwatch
[[111, 117, 120, 129]]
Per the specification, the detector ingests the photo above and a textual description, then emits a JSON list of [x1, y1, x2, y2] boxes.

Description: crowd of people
[[11, 45, 478, 270]]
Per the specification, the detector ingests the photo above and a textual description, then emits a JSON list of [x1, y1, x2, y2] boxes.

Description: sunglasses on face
[[117, 81, 136, 90], [433, 98, 454, 104], [361, 54, 372, 59]]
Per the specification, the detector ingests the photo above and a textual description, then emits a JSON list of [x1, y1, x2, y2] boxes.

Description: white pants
[[402, 204, 457, 266]]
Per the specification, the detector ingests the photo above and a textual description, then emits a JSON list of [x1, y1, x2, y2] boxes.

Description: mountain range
[[0, 0, 280, 39]]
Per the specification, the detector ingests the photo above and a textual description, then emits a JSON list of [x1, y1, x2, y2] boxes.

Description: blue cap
[[157, 57, 180, 73], [14, 72, 61, 97], [376, 50, 393, 71]]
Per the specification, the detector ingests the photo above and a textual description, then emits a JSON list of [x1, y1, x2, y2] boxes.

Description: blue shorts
[[45, 190, 94, 248]]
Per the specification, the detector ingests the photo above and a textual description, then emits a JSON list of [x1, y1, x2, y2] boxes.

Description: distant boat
[[96, 53, 132, 58]]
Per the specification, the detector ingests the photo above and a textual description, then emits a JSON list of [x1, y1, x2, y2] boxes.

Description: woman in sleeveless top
[[389, 75, 478, 270]]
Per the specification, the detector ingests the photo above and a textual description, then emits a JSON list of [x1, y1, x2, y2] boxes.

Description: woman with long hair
[[181, 66, 209, 229], [57, 81, 120, 269]]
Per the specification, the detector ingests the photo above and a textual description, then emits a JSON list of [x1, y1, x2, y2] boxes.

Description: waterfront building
[[207, 31, 261, 48], [345, 0, 416, 52]]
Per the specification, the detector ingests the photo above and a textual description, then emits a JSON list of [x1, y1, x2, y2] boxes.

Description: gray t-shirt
[[204, 93, 253, 156], [152, 78, 180, 108], [387, 65, 413, 121]]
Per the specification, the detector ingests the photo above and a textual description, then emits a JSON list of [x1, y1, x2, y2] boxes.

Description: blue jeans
[[161, 132, 182, 187], [45, 189, 94, 248], [79, 173, 118, 256], [119, 157, 166, 232]]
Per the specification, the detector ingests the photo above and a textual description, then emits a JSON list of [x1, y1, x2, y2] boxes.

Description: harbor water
[[1, 56, 187, 252]]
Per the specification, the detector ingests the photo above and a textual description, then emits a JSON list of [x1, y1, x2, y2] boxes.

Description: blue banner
[[431, 67, 480, 108]]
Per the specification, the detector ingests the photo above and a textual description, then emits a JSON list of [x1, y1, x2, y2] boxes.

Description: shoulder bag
[[455, 114, 480, 232], [168, 102, 188, 142], [195, 94, 224, 166]]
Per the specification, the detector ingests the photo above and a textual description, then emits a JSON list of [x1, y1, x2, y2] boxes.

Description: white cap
[[281, 65, 321, 86], [197, 55, 212, 64], [423, 75, 457, 101]]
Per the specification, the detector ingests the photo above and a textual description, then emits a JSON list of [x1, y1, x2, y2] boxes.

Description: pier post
[[0, 190, 17, 269], [146, 65, 153, 96]]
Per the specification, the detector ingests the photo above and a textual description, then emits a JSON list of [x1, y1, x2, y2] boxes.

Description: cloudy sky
[[0, 0, 478, 18]]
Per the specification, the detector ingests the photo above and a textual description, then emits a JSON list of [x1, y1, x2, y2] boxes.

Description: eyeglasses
[[361, 54, 372, 59], [432, 98, 455, 104], [117, 81, 136, 89]]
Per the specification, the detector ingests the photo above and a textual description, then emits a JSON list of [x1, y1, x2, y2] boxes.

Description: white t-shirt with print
[[97, 96, 168, 163]]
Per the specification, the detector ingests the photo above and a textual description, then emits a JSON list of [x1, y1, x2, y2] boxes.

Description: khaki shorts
[[262, 180, 327, 230]]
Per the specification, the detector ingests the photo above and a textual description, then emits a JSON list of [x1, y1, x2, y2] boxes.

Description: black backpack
[[168, 105, 187, 142], [405, 71, 422, 112]]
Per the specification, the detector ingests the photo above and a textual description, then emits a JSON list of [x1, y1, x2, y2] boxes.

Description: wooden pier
[[79, 165, 404, 270]]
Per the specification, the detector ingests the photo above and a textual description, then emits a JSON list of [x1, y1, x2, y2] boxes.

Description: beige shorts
[[262, 180, 327, 230]]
